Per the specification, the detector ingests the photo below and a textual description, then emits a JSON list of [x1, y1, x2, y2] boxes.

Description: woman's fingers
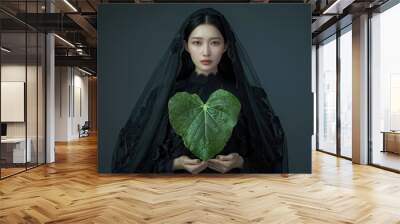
[[207, 162, 221, 172], [208, 159, 220, 163], [208, 159, 228, 173], [208, 162, 227, 173], [216, 153, 237, 161], [180, 154, 241, 174], [192, 161, 208, 174], [183, 158, 201, 165], [185, 161, 207, 174], [208, 159, 228, 166], [216, 155, 227, 160]]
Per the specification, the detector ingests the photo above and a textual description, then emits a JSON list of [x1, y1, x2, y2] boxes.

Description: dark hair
[[183, 13, 227, 41], [178, 9, 235, 82]]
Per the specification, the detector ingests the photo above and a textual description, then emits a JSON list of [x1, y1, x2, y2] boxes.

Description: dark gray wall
[[98, 4, 312, 173]]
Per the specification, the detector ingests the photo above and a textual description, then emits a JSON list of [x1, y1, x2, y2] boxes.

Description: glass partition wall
[[316, 26, 353, 159], [370, 3, 400, 171], [339, 27, 352, 159], [317, 0, 400, 172], [0, 2, 46, 179], [317, 35, 337, 155]]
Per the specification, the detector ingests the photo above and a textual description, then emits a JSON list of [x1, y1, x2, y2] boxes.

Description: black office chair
[[78, 121, 90, 138]]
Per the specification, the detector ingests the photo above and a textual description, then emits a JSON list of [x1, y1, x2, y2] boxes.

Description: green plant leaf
[[168, 89, 241, 161]]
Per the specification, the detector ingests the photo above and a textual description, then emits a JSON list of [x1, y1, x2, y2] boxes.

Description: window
[[339, 28, 352, 158], [318, 35, 337, 154], [371, 2, 400, 171]]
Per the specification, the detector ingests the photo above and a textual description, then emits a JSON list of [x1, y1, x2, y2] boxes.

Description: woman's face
[[185, 24, 227, 75]]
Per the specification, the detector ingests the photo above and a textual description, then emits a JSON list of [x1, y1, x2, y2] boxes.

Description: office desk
[[1, 138, 32, 163], [382, 131, 400, 154]]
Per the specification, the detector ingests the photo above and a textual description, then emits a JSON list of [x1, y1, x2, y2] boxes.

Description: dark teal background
[[98, 4, 312, 173]]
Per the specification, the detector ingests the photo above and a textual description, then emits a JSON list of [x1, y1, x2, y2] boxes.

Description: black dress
[[152, 71, 266, 173]]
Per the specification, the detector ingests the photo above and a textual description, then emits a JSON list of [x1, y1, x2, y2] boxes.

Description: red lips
[[200, 60, 212, 65]]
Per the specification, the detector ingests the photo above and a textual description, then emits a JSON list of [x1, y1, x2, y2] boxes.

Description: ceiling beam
[[55, 55, 97, 72], [67, 13, 97, 47]]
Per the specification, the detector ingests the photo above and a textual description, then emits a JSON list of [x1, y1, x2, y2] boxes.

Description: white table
[[1, 138, 32, 163]]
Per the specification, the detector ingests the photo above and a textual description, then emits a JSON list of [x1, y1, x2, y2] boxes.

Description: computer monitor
[[1, 123, 7, 137]]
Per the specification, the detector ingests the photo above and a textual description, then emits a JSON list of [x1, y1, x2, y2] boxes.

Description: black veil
[[111, 8, 288, 173]]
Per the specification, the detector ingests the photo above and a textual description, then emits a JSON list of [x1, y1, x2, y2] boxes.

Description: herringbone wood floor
[[1, 134, 400, 224]]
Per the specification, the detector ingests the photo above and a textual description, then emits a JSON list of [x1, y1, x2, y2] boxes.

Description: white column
[[352, 14, 369, 164], [46, 1, 55, 163], [46, 33, 55, 163], [55, 67, 73, 141]]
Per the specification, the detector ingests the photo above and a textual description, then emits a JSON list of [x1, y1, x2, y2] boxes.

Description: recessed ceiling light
[[1, 47, 11, 53], [54, 34, 75, 48], [322, 0, 353, 15], [63, 0, 78, 12], [78, 67, 93, 76]]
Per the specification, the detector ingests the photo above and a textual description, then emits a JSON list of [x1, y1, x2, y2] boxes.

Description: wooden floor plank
[[0, 134, 400, 223]]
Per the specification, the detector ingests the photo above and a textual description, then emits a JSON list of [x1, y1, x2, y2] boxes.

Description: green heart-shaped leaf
[[168, 89, 241, 161]]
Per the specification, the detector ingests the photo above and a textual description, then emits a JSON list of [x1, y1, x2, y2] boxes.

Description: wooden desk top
[[381, 131, 400, 134]]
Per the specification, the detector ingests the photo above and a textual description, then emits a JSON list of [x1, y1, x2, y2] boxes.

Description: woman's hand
[[207, 153, 244, 173], [172, 155, 208, 174]]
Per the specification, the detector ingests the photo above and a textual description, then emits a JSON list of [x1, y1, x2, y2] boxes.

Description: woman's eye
[[211, 41, 221, 46], [192, 41, 201, 46]]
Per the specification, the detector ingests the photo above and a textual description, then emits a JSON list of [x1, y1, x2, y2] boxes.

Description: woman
[[112, 8, 288, 174]]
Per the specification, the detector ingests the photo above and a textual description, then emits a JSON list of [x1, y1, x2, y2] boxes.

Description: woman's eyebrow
[[190, 37, 222, 40]]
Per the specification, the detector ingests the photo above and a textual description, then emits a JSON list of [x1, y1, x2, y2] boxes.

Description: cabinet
[[382, 132, 400, 154], [1, 138, 32, 163]]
